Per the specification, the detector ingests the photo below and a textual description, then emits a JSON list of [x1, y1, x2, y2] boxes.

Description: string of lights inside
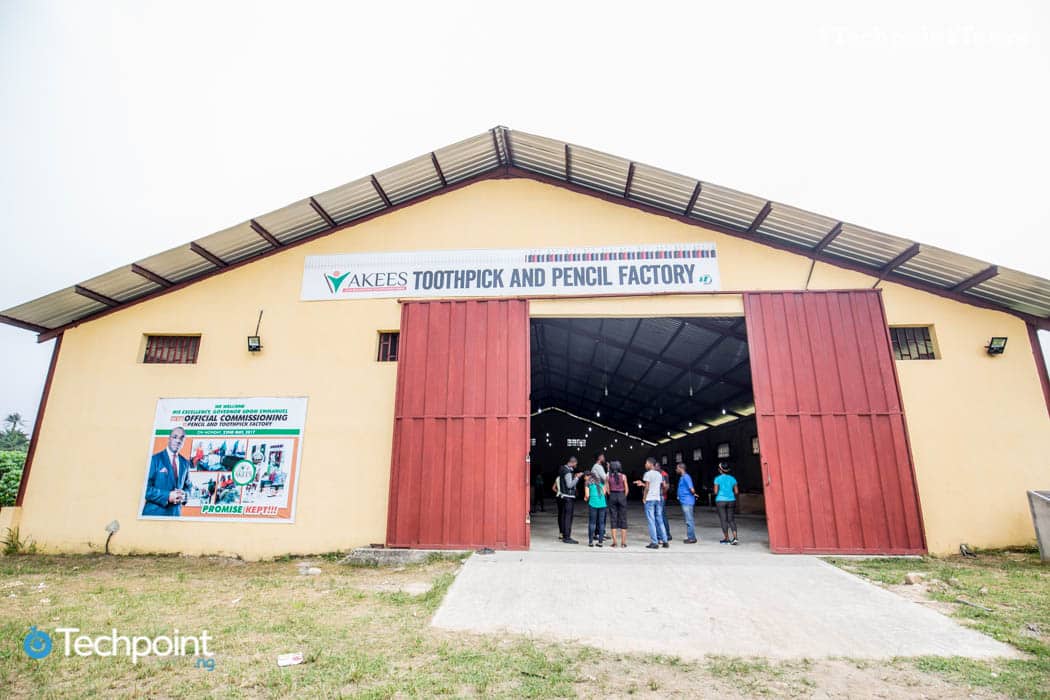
[[529, 317, 754, 445]]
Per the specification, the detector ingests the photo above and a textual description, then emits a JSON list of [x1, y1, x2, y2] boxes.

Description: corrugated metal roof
[[3, 126, 1048, 335]]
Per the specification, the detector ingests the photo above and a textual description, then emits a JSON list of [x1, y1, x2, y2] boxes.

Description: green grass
[[0, 554, 576, 698], [3, 550, 1045, 697], [828, 548, 1049, 699]]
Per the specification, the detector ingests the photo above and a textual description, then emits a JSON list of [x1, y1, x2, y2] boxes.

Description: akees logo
[[322, 269, 409, 295], [324, 270, 352, 294], [23, 626, 52, 659], [697, 274, 713, 286]]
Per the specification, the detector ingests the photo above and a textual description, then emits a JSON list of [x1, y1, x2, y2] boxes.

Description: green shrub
[[0, 451, 25, 506]]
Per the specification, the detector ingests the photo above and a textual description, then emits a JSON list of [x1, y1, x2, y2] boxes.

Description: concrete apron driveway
[[432, 508, 1015, 660]]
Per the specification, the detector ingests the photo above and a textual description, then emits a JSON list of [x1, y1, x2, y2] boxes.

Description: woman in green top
[[585, 473, 609, 547]]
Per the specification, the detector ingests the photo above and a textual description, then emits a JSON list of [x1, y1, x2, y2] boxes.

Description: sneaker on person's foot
[[588, 541, 594, 547], [596, 542, 603, 547], [684, 538, 698, 544], [731, 538, 739, 546], [660, 541, 669, 548], [646, 543, 659, 549], [564, 538, 579, 544], [719, 539, 730, 544]]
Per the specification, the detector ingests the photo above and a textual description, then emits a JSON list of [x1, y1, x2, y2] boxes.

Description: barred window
[[377, 332, 399, 362], [144, 335, 200, 364], [890, 327, 936, 360]]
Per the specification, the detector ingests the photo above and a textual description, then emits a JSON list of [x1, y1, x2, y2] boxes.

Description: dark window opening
[[890, 326, 936, 360], [144, 335, 200, 364], [378, 332, 399, 362]]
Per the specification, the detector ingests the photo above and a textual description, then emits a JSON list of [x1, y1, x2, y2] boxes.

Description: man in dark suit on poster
[[142, 426, 193, 516]]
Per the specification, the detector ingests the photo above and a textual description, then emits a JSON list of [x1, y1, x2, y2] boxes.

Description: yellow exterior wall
[[12, 178, 1050, 557]]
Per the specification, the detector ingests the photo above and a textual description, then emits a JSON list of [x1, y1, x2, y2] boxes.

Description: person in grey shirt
[[591, 450, 608, 483]]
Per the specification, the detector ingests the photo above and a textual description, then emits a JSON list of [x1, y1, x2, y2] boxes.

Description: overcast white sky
[[2, 1, 1048, 431]]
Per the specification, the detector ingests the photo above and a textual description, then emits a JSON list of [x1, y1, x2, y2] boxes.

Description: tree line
[[0, 413, 29, 507]]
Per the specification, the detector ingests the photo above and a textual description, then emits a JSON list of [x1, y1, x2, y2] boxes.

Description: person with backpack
[[606, 460, 630, 547], [634, 457, 669, 549], [714, 462, 740, 545], [557, 457, 583, 544]]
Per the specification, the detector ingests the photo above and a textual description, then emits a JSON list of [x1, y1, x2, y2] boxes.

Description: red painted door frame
[[744, 290, 927, 554], [386, 299, 531, 550]]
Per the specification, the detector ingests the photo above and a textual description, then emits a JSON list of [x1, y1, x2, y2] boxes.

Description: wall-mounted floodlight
[[985, 337, 1007, 355], [248, 310, 264, 352]]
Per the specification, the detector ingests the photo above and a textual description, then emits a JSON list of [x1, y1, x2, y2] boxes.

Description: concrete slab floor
[[433, 504, 1016, 660]]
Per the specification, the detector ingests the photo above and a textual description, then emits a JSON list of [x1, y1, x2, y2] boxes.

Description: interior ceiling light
[[596, 410, 601, 417], [722, 408, 727, 415]]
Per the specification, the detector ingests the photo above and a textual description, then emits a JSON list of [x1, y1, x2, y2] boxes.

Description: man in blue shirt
[[675, 463, 699, 543]]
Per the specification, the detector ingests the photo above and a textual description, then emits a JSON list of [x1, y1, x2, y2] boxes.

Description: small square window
[[717, 442, 731, 459], [890, 326, 936, 360], [377, 332, 399, 362], [144, 335, 200, 364]]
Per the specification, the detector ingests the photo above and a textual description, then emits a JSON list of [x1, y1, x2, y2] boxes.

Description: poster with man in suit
[[138, 397, 307, 523], [141, 426, 192, 516]]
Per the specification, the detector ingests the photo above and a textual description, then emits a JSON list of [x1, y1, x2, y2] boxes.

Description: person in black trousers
[[557, 457, 582, 543]]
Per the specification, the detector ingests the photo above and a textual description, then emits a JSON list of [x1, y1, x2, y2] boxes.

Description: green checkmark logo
[[324, 271, 351, 294]]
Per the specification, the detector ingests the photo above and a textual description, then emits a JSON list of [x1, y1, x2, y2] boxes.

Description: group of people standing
[[547, 452, 741, 549]]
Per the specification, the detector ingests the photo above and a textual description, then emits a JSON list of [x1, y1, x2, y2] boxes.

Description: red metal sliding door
[[744, 291, 926, 554], [386, 299, 531, 549]]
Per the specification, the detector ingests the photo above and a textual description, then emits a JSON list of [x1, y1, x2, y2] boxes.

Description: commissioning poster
[[139, 397, 307, 523], [301, 243, 720, 301]]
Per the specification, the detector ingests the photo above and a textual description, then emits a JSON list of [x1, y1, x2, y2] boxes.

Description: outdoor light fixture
[[596, 410, 601, 417], [985, 337, 1008, 355], [247, 310, 264, 352], [721, 407, 727, 415]]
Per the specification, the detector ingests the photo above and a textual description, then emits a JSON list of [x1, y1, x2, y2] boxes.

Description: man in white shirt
[[634, 457, 669, 549]]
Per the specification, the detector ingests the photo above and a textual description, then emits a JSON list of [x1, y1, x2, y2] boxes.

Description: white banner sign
[[301, 244, 720, 301]]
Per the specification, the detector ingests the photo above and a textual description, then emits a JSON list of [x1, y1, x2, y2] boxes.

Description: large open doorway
[[385, 292, 925, 554], [527, 316, 769, 550]]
